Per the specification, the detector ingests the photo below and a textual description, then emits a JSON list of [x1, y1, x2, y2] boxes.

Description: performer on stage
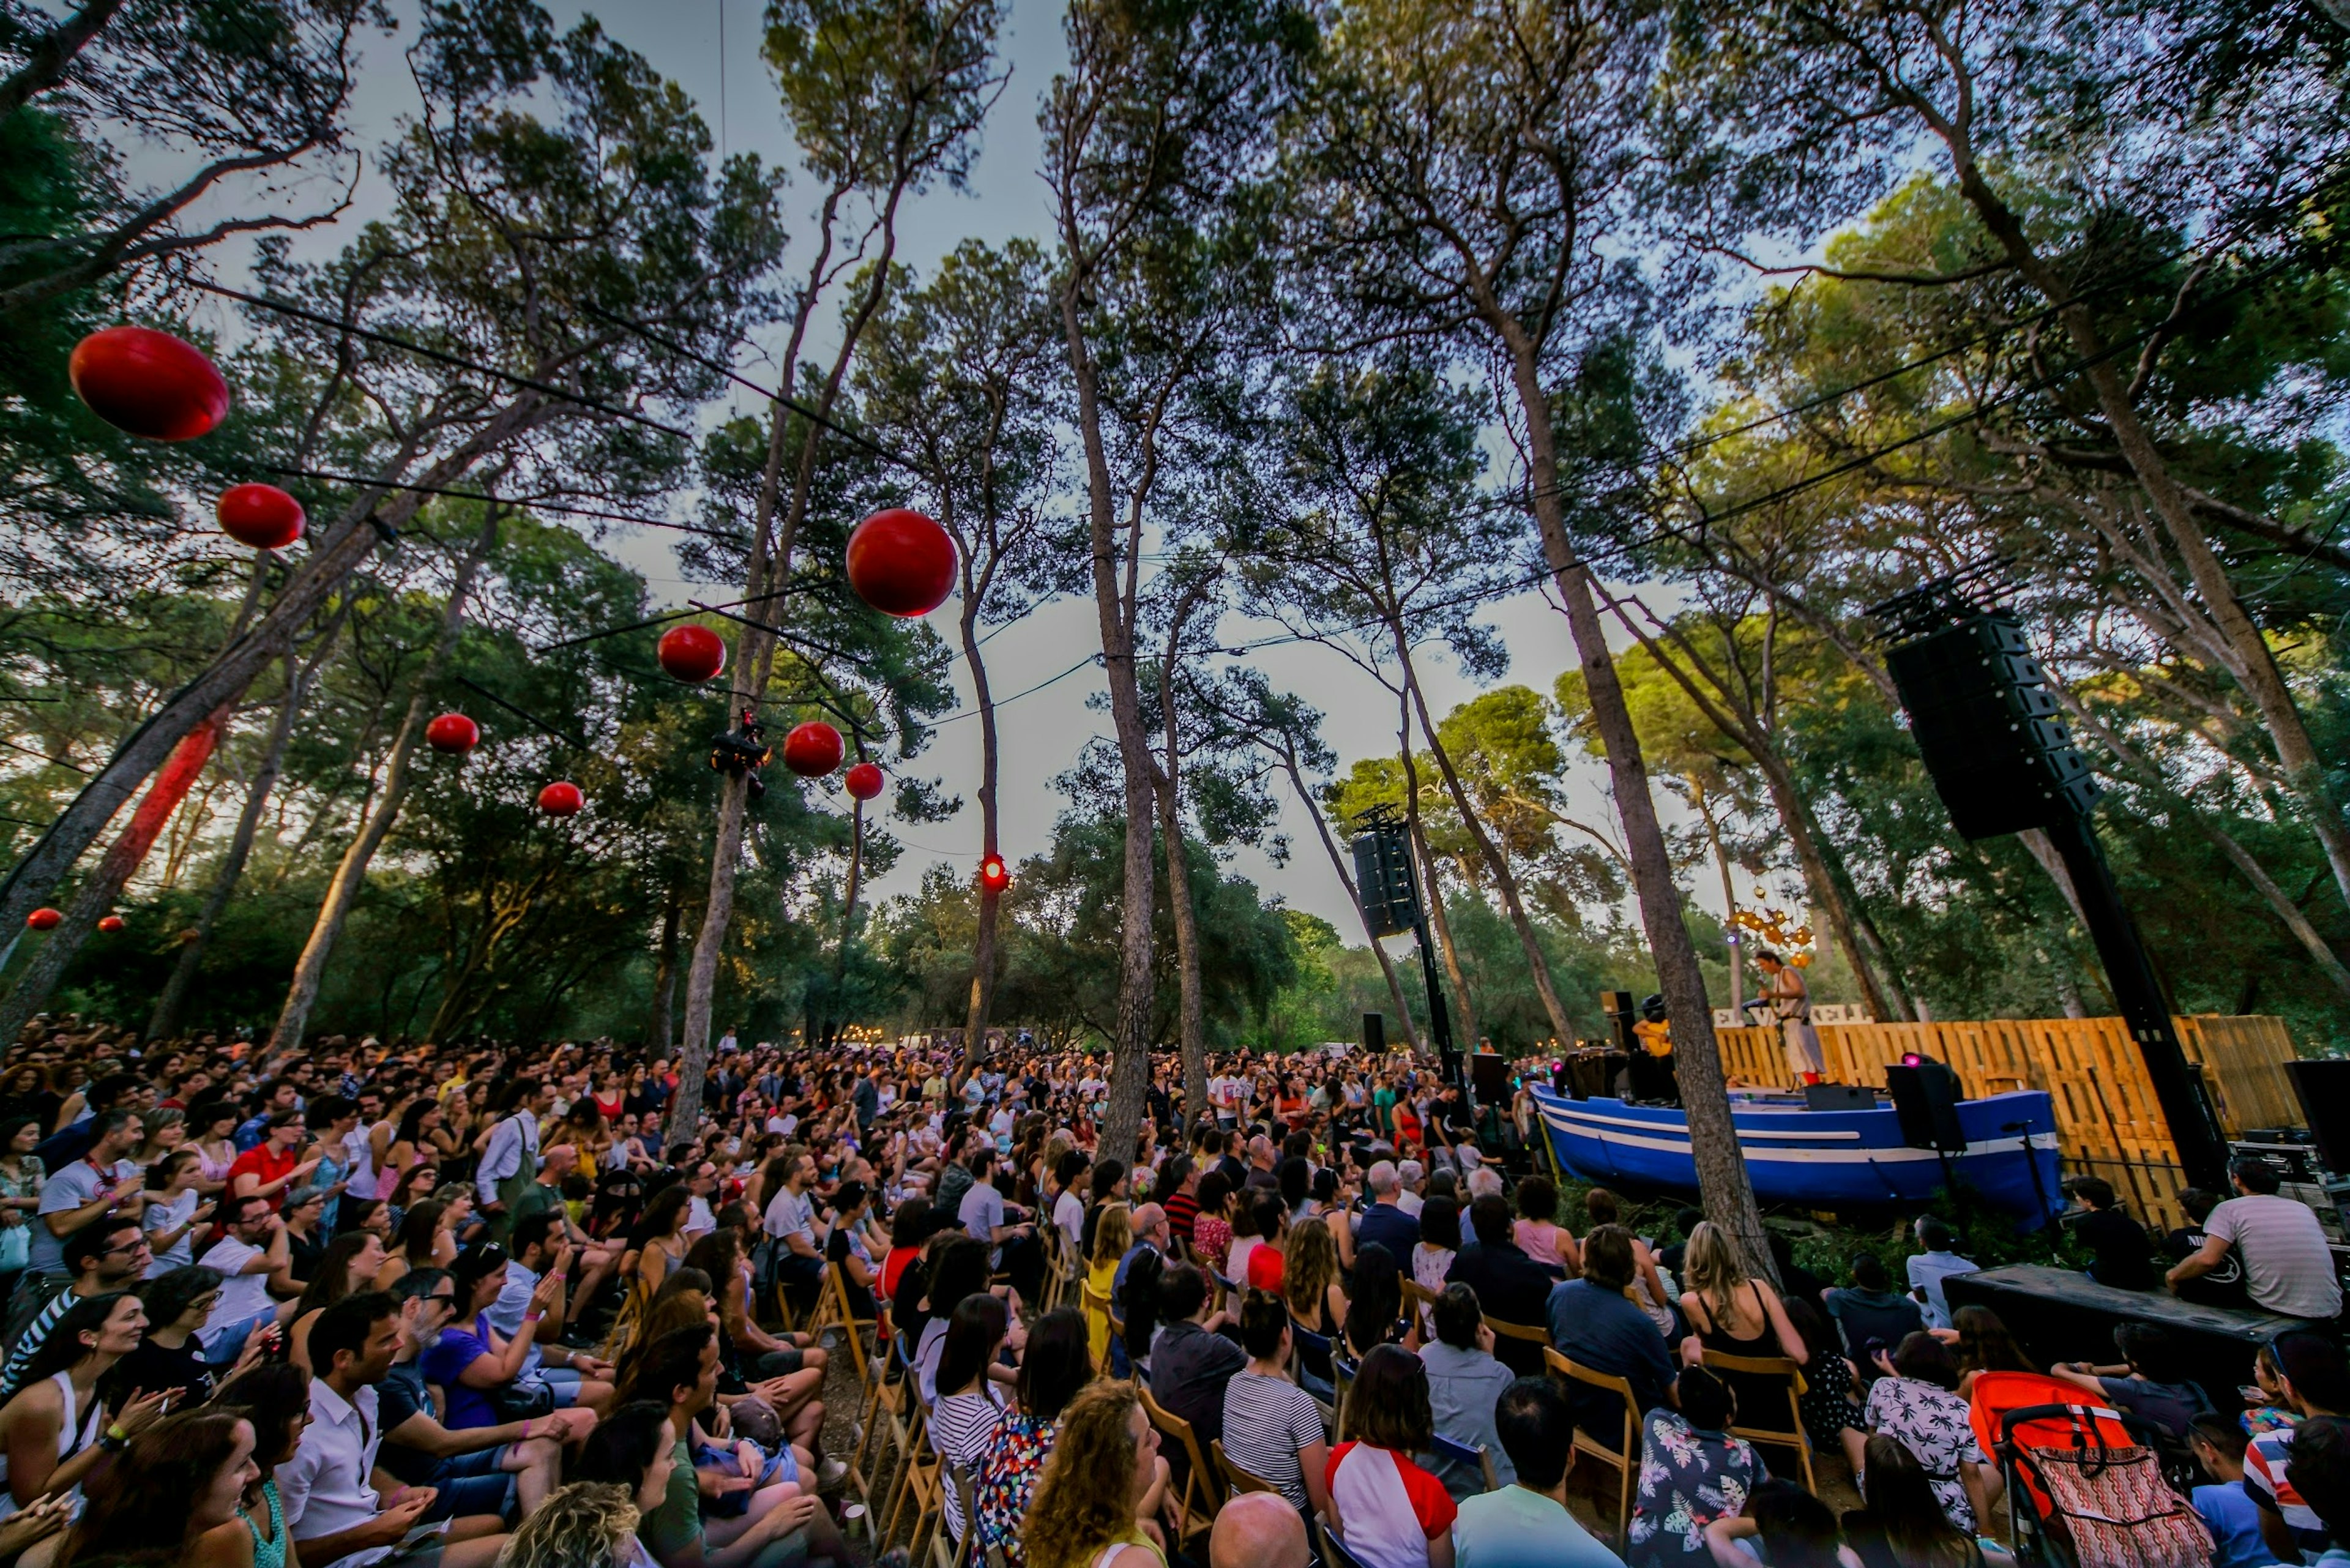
[[1756, 950, 1825, 1085]]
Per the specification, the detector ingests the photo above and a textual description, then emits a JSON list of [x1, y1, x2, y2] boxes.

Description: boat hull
[[1531, 1085, 2064, 1224]]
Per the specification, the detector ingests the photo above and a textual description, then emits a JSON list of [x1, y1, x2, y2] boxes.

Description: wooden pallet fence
[[1707, 1015, 2302, 1228]]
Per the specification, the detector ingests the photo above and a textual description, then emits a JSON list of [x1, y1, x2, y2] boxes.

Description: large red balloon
[[657, 624, 726, 683], [845, 509, 955, 618], [96, 915, 125, 934], [844, 761, 885, 801], [425, 714, 480, 754], [69, 326, 230, 441], [781, 721, 843, 778], [25, 908, 62, 931], [217, 483, 307, 550], [538, 781, 584, 816]]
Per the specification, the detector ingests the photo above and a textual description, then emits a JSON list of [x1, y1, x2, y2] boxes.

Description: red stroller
[[1966, 1372, 2214, 1568]]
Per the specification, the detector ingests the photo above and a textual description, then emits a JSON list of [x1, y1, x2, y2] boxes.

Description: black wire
[[575, 302, 928, 477], [260, 466, 747, 543], [191, 280, 698, 443], [450, 674, 591, 751]]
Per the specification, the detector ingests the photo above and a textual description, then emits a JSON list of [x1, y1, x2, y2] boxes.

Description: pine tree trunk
[[648, 895, 681, 1052], [267, 510, 498, 1054], [1157, 608, 1210, 1126], [962, 599, 1002, 1077], [1494, 323, 1774, 1282]]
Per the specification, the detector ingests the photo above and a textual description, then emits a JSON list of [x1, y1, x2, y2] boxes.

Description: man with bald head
[[1211, 1491, 1311, 1568]]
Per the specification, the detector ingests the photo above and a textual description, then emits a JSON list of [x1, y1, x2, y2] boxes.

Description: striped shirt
[[930, 1387, 1004, 1543], [1221, 1370, 1326, 1509]]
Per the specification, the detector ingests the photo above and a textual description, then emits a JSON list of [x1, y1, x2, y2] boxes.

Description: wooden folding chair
[[1212, 1438, 1281, 1501], [1331, 1346, 1358, 1441], [939, 1460, 983, 1568], [1702, 1349, 1819, 1494], [1547, 1346, 1639, 1547], [1139, 1383, 1223, 1546], [1316, 1514, 1373, 1568], [1399, 1275, 1438, 1336], [825, 1263, 890, 1515], [1430, 1431, 1501, 1495]]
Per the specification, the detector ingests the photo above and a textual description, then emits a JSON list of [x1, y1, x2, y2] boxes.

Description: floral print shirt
[[972, 1409, 1054, 1567], [1629, 1408, 1764, 1568], [1863, 1376, 1986, 1531]]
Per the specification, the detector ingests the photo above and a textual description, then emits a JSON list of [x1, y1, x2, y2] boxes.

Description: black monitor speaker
[[1804, 1083, 1876, 1113], [1362, 1012, 1386, 1054], [2286, 1059, 2350, 1176], [1598, 990, 1638, 1055], [1886, 1059, 1968, 1152]]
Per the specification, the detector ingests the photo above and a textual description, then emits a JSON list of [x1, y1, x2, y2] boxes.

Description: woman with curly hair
[[1023, 1381, 1169, 1568], [493, 1480, 649, 1568]]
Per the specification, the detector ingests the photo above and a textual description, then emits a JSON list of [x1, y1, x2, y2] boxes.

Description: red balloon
[[845, 509, 955, 618], [425, 714, 480, 754], [781, 721, 843, 777], [538, 781, 584, 816], [657, 624, 726, 683], [25, 908, 62, 931], [69, 326, 230, 441], [844, 761, 885, 801], [979, 855, 1010, 895], [96, 915, 125, 934], [216, 483, 306, 550]]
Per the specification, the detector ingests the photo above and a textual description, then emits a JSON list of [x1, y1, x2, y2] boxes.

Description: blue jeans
[[204, 1309, 275, 1367], [420, 1446, 518, 1522]]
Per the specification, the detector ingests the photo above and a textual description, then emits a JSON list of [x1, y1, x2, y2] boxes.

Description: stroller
[[1968, 1372, 2214, 1568]]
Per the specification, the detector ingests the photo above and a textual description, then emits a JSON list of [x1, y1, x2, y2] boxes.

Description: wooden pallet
[[1709, 1015, 2302, 1227]]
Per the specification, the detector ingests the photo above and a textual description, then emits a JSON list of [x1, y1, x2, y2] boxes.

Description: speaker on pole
[[1362, 1012, 1387, 1055], [2286, 1060, 2350, 1176]]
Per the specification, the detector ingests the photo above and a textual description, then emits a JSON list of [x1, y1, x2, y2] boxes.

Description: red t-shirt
[[227, 1143, 299, 1209], [1246, 1241, 1285, 1294]]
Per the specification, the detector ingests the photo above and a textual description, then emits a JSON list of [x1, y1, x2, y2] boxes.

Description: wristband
[[524, 1310, 544, 1323], [105, 1424, 129, 1443]]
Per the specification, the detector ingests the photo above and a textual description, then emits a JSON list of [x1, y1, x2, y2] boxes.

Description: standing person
[[477, 1080, 554, 1243], [2170, 1159, 2344, 1323], [1754, 952, 1823, 1085], [0, 1291, 176, 1521], [1450, 1378, 1624, 1568]]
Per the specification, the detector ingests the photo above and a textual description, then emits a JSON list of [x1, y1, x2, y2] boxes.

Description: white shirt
[[685, 1196, 717, 1240], [763, 1185, 816, 1248], [196, 1234, 272, 1347], [2207, 1193, 2344, 1319], [1053, 1189, 1084, 1258], [280, 1378, 390, 1567], [343, 1124, 380, 1200], [143, 1188, 202, 1275], [475, 1111, 542, 1206]]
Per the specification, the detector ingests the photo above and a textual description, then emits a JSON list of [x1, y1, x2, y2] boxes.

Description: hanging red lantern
[[657, 624, 726, 683], [978, 855, 1010, 895], [425, 714, 480, 754], [781, 721, 843, 777], [69, 326, 230, 441], [96, 915, 125, 933], [845, 508, 955, 618], [537, 781, 584, 816], [844, 761, 885, 801], [25, 908, 62, 931], [216, 483, 307, 550]]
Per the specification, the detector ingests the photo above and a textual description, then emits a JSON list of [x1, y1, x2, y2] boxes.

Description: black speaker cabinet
[[1471, 1053, 1510, 1102], [1885, 614, 2102, 841], [1886, 1060, 1968, 1152], [2286, 1059, 2350, 1175], [1804, 1083, 1876, 1112], [1362, 1012, 1386, 1054]]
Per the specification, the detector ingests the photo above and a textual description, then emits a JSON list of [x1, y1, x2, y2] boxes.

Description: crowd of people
[[0, 1018, 2340, 1568]]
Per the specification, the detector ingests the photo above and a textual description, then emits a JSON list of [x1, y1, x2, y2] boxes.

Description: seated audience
[[1328, 1343, 1457, 1568], [1213, 1490, 1313, 1568], [2284, 1417, 2350, 1568], [1510, 1176, 1578, 1275], [280, 1290, 511, 1567], [289, 1229, 389, 1373], [2161, 1189, 2248, 1310], [121, 1263, 244, 1402], [1824, 1253, 1925, 1372], [52, 1408, 257, 1567], [210, 1362, 315, 1568], [2172, 1159, 2344, 1323], [196, 1193, 301, 1364], [376, 1269, 576, 1521], [1150, 1261, 1245, 1443], [1706, 1479, 1860, 1568], [1842, 1434, 2008, 1568], [421, 1241, 571, 1432], [1782, 1296, 1862, 1460], [2048, 1323, 2214, 1440], [1222, 1290, 1333, 1520], [1, 1215, 157, 1397], [1548, 1225, 1678, 1441], [1023, 1381, 1170, 1568], [1856, 1336, 1997, 1536], [1419, 1282, 1516, 1499], [1902, 1219, 1976, 1331], [933, 1293, 1014, 1548], [1628, 1367, 1763, 1568], [485, 1480, 651, 1568], [2245, 1331, 2350, 1562], [2063, 1177, 2158, 1291], [0, 1291, 171, 1520], [1678, 1221, 1808, 1431], [1946, 1307, 2032, 1399], [1447, 1195, 1557, 1376], [1581, 1191, 1677, 1337], [975, 1307, 1095, 1568], [2187, 1411, 2274, 1568], [1452, 1376, 1622, 1568]]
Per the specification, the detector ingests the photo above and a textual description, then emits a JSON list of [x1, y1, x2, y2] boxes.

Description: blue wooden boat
[[1531, 1084, 2065, 1223]]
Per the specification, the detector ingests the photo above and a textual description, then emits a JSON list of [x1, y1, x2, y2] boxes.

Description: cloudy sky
[[181, 0, 1729, 941]]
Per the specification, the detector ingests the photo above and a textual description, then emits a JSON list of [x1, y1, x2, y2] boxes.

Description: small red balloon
[[844, 761, 885, 801], [657, 624, 726, 683], [425, 714, 480, 754], [96, 915, 125, 934], [216, 483, 306, 550], [979, 855, 1010, 895], [845, 509, 956, 618], [26, 908, 62, 931], [69, 326, 230, 441], [538, 781, 584, 816], [782, 722, 843, 778]]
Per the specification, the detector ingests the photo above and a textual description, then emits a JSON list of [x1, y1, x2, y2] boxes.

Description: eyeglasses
[[101, 1238, 151, 1256]]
